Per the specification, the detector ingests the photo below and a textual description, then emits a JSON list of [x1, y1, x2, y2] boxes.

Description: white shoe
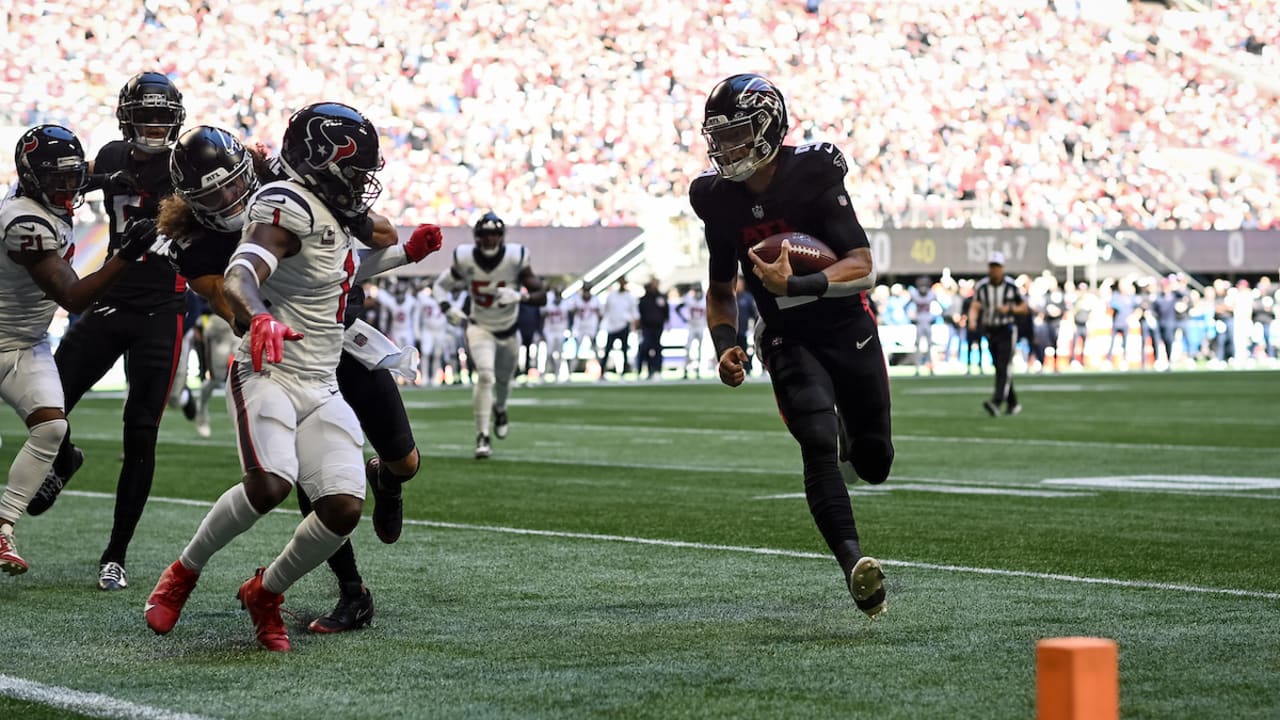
[[847, 556, 886, 619], [98, 561, 128, 591], [474, 434, 492, 459], [195, 420, 211, 438]]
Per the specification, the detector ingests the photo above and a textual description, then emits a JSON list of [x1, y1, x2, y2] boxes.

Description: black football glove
[[85, 170, 140, 195], [116, 218, 157, 262]]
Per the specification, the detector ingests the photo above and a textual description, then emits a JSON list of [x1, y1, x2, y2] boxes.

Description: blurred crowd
[[345, 269, 1279, 387], [879, 272, 1279, 375], [2, 0, 1277, 231]]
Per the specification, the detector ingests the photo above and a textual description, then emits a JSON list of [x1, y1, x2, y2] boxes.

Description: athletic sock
[[262, 512, 347, 595], [179, 484, 262, 572]]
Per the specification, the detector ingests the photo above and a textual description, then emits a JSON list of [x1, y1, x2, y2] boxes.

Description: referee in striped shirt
[[968, 252, 1029, 416]]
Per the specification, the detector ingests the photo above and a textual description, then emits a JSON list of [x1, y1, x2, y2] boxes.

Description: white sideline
[[0, 674, 210, 720], [56, 490, 1280, 602]]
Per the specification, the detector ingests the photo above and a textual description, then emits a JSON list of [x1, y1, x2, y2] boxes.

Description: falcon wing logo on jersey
[[301, 117, 358, 169]]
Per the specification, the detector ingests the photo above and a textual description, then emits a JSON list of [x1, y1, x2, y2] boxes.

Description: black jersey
[[95, 140, 185, 313], [690, 142, 871, 338], [168, 224, 238, 281]]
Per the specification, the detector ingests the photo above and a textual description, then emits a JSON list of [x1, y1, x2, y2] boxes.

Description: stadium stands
[[1, 0, 1275, 231]]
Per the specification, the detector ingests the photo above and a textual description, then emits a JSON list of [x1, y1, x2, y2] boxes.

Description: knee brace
[[26, 418, 69, 464]]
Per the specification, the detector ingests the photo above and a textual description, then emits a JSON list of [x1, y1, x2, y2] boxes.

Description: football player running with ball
[[433, 212, 546, 459], [155, 125, 440, 634], [0, 125, 156, 575], [144, 103, 429, 651], [690, 74, 893, 619]]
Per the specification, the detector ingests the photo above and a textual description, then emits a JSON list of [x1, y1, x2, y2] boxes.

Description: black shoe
[[982, 400, 999, 417], [26, 446, 84, 516], [367, 457, 403, 545], [493, 406, 509, 440], [181, 388, 197, 421], [308, 584, 374, 633]]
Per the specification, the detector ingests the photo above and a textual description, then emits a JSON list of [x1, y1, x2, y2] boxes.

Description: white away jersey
[[444, 243, 530, 333], [234, 180, 356, 380], [682, 292, 708, 330], [542, 295, 569, 335], [570, 294, 601, 336], [417, 290, 446, 333], [0, 195, 72, 350]]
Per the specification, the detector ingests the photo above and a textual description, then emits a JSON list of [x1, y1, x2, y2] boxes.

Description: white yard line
[[754, 484, 1093, 499], [50, 428, 1280, 461], [57, 490, 1280, 602], [0, 674, 210, 720]]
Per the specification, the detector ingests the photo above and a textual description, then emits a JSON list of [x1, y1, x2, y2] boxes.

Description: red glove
[[249, 313, 304, 372], [405, 223, 443, 262]]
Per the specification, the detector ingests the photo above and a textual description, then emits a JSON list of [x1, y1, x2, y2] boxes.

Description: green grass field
[[1, 370, 1278, 719]]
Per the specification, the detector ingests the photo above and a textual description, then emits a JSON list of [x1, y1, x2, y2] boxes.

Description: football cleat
[[26, 446, 84, 516], [367, 457, 403, 544], [0, 523, 28, 576], [475, 433, 492, 459], [145, 559, 199, 634], [1006, 403, 1023, 416], [98, 561, 128, 591], [847, 556, 887, 620], [493, 406, 509, 440], [181, 388, 197, 421], [982, 400, 999, 417], [237, 568, 290, 651], [308, 584, 374, 634]]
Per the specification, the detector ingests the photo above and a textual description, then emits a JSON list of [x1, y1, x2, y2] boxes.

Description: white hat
[[988, 251, 1006, 266]]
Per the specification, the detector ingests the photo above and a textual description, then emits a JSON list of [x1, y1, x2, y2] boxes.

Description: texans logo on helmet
[[302, 117, 358, 168]]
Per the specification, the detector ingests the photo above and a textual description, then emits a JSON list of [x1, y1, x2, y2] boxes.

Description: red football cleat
[[237, 568, 290, 652], [0, 524, 29, 576], [145, 560, 200, 634]]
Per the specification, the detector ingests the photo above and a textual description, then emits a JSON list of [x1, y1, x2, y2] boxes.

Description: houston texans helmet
[[473, 211, 505, 257], [278, 102, 384, 220], [14, 124, 88, 213]]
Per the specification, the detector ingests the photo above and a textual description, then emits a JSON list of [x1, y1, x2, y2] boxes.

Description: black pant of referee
[[984, 324, 1019, 414]]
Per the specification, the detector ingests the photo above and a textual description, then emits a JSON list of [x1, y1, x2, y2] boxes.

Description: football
[[749, 232, 840, 274]]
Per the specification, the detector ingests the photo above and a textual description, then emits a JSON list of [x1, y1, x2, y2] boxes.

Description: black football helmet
[[278, 102, 383, 220], [701, 74, 789, 182], [473, 211, 505, 257], [14, 124, 88, 213], [117, 72, 185, 154], [170, 126, 259, 232]]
